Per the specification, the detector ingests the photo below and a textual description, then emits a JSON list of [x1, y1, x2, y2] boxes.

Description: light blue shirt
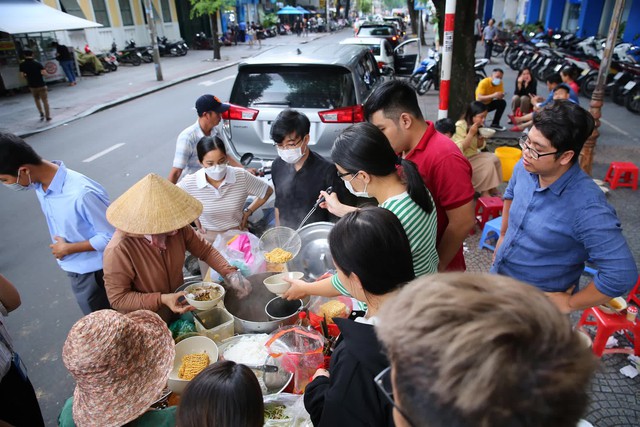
[[35, 161, 114, 274], [491, 161, 637, 296]]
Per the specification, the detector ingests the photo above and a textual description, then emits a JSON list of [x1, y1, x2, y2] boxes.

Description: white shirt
[[177, 167, 271, 231], [0, 301, 13, 379]]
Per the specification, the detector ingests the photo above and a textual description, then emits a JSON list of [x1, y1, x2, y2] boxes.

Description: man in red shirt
[[364, 81, 475, 271]]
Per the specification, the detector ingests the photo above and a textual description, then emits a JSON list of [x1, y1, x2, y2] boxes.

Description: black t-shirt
[[19, 59, 45, 88], [271, 150, 358, 229], [56, 45, 73, 61]]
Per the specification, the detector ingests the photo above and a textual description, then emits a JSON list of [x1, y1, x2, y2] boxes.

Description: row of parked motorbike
[[497, 29, 640, 114], [408, 50, 489, 96], [83, 37, 189, 75]]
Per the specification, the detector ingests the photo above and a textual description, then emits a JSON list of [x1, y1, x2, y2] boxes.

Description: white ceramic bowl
[[263, 272, 304, 295], [478, 127, 496, 138], [168, 335, 219, 394], [184, 282, 225, 311]]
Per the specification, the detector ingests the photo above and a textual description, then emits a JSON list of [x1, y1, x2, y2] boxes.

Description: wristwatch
[[243, 207, 252, 215]]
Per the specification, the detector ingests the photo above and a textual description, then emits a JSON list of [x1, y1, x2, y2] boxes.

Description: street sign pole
[[145, 0, 163, 81], [438, 0, 456, 119]]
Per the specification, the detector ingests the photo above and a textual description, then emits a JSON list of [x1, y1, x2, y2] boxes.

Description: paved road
[[1, 28, 639, 425]]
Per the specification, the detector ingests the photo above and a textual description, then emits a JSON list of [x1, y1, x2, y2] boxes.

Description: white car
[[340, 37, 395, 73]]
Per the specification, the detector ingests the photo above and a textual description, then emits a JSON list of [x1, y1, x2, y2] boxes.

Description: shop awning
[[0, 0, 102, 34]]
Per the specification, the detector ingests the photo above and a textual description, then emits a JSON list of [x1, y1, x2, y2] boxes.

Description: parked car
[[220, 44, 383, 160], [340, 37, 395, 73], [383, 16, 406, 37], [356, 23, 401, 47], [393, 38, 421, 77]]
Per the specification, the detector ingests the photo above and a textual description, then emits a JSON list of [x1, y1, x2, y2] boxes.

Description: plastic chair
[[627, 276, 640, 307], [475, 196, 503, 229], [576, 308, 640, 357], [478, 216, 502, 252], [604, 162, 638, 190]]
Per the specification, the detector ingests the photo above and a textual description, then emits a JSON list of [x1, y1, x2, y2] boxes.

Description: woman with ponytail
[[283, 122, 438, 302]]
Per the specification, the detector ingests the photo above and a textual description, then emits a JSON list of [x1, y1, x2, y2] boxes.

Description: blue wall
[[623, 0, 640, 42], [484, 0, 494, 24], [526, 0, 543, 24], [577, 0, 605, 37], [545, 0, 566, 31]]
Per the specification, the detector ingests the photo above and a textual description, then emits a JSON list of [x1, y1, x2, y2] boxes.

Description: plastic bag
[[168, 318, 196, 340], [213, 230, 266, 276], [263, 393, 312, 426], [224, 270, 252, 299], [266, 326, 325, 394]]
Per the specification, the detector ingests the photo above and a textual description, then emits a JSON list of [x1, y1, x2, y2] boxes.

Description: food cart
[[0, 0, 101, 90]]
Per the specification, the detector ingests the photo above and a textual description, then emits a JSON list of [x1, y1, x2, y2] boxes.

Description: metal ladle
[[282, 186, 333, 249]]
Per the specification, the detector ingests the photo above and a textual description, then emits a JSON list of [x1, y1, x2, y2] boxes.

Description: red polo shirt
[[405, 121, 474, 271]]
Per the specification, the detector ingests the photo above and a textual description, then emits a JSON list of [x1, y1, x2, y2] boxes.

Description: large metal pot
[[224, 272, 310, 334]]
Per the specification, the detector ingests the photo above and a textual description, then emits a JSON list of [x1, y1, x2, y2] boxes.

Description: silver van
[[221, 44, 383, 160]]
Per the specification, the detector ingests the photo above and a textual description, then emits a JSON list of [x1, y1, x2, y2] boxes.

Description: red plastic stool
[[627, 276, 640, 307], [604, 162, 638, 190], [576, 307, 640, 357], [475, 197, 503, 229]]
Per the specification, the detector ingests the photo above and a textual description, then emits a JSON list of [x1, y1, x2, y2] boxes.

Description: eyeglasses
[[374, 366, 416, 427], [275, 136, 304, 150], [336, 170, 355, 180], [518, 135, 558, 160]]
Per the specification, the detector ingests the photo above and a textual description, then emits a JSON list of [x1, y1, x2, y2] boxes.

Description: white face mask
[[3, 169, 33, 192], [205, 164, 227, 181], [277, 146, 306, 164], [492, 78, 502, 86], [344, 174, 370, 198]]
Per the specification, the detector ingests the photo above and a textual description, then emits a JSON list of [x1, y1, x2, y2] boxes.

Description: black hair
[[363, 80, 423, 122], [177, 360, 264, 427], [434, 118, 456, 136], [329, 207, 415, 295], [463, 101, 488, 127], [492, 68, 504, 75], [533, 101, 594, 164], [331, 122, 434, 215], [516, 67, 534, 80], [23, 49, 34, 57], [546, 73, 562, 85], [196, 136, 227, 162], [0, 132, 43, 175], [270, 109, 310, 144], [560, 66, 577, 81], [553, 84, 571, 94]]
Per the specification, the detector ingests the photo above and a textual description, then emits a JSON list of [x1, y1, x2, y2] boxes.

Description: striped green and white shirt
[[331, 192, 439, 298]]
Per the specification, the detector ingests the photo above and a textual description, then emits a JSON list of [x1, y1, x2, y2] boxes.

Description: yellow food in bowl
[[178, 353, 210, 380], [318, 300, 347, 324], [265, 247, 294, 263]]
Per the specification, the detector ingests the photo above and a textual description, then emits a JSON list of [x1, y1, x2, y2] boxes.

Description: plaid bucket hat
[[62, 310, 175, 427]]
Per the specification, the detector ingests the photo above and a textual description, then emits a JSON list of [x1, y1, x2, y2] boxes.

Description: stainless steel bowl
[[224, 272, 310, 334], [287, 222, 335, 280]]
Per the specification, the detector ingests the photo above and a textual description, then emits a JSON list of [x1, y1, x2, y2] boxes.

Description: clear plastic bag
[[213, 231, 266, 276], [263, 393, 312, 427], [224, 270, 252, 299]]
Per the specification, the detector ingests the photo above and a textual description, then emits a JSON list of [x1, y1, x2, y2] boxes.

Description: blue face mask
[[3, 169, 33, 192], [492, 78, 502, 86]]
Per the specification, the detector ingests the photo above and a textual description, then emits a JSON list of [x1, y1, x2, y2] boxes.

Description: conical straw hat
[[107, 173, 202, 235]]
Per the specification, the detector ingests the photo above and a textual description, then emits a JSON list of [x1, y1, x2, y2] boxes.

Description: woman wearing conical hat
[[103, 174, 237, 321]]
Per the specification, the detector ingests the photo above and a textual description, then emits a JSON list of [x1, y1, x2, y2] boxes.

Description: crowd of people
[[0, 72, 637, 426]]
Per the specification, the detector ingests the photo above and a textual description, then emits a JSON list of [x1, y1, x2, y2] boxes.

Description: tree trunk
[[433, 0, 476, 120], [211, 11, 221, 60], [407, 0, 418, 36]]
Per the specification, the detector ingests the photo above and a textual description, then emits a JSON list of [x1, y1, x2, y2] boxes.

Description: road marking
[[198, 75, 235, 86], [82, 143, 126, 163], [600, 118, 631, 138]]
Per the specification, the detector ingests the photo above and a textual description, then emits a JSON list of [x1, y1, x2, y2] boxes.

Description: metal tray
[[288, 222, 335, 280]]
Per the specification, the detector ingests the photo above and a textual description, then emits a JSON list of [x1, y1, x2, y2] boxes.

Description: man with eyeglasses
[[270, 109, 355, 228], [375, 273, 598, 427], [492, 101, 637, 313]]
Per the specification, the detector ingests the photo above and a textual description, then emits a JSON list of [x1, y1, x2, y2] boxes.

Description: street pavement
[[1, 28, 639, 426]]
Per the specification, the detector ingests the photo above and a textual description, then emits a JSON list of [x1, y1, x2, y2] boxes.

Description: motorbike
[[409, 48, 437, 87], [110, 42, 142, 66], [414, 53, 441, 95], [474, 58, 489, 85], [125, 39, 153, 63], [157, 36, 187, 57], [97, 52, 118, 72], [193, 32, 213, 50]]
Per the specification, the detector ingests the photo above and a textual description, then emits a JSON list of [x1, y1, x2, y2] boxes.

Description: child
[[434, 118, 456, 138]]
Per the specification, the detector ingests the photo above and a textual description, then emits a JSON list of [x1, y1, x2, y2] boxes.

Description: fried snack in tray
[[178, 353, 210, 380], [264, 247, 294, 263], [318, 300, 348, 324]]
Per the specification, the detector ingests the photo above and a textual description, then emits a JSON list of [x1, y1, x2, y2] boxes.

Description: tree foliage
[[190, 0, 234, 60]]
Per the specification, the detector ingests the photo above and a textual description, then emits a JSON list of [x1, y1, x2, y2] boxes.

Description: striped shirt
[[177, 167, 271, 231], [332, 192, 439, 297], [172, 121, 221, 181]]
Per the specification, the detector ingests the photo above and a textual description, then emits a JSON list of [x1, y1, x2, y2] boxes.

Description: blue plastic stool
[[478, 216, 502, 251]]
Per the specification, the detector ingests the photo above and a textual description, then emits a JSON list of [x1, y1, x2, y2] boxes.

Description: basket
[[259, 227, 302, 263]]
